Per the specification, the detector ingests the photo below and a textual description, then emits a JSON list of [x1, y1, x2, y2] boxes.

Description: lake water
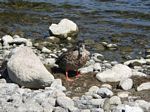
[[0, 0, 150, 61]]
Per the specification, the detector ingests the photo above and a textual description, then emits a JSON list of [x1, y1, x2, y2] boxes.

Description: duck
[[56, 41, 90, 81]]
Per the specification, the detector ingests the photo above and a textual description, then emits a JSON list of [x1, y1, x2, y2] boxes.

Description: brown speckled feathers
[[56, 43, 90, 71]]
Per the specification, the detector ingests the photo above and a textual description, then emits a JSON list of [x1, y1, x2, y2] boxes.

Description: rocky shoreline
[[0, 19, 150, 112]]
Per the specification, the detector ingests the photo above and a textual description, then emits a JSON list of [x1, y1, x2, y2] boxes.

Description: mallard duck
[[56, 42, 90, 81]]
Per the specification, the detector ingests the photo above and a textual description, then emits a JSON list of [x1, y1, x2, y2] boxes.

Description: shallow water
[[0, 0, 150, 61]]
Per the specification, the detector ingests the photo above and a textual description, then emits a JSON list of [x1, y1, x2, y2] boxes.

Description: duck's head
[[76, 40, 90, 57]]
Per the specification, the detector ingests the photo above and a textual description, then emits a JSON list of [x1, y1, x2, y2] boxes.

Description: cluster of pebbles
[[0, 19, 149, 112]]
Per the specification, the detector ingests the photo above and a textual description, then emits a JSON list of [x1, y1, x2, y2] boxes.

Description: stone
[[135, 100, 150, 111], [89, 99, 105, 106], [2, 35, 13, 46], [7, 46, 54, 89], [91, 108, 104, 112], [41, 97, 56, 107], [56, 96, 75, 111], [62, 48, 68, 52], [96, 64, 132, 82], [117, 92, 130, 98], [12, 37, 32, 47], [88, 86, 99, 93], [112, 104, 144, 112], [53, 107, 68, 112], [91, 53, 104, 62], [119, 78, 133, 90], [124, 59, 146, 66], [42, 47, 51, 53], [101, 84, 112, 90], [49, 18, 78, 38], [45, 58, 56, 67], [93, 63, 102, 73], [103, 98, 111, 112], [81, 109, 91, 112], [17, 100, 43, 112], [0, 78, 6, 83], [107, 43, 118, 50], [97, 88, 113, 98], [132, 70, 147, 77], [0, 83, 19, 95], [51, 79, 66, 91], [109, 96, 122, 105], [137, 82, 150, 91], [42, 104, 53, 112], [51, 89, 66, 98], [79, 65, 93, 74]]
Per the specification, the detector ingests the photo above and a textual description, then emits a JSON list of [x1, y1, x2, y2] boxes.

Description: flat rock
[[96, 64, 132, 82], [137, 82, 150, 91], [7, 46, 54, 89]]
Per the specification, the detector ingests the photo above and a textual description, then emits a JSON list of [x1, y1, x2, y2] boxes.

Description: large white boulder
[[7, 46, 54, 89], [49, 18, 78, 38], [96, 64, 132, 82]]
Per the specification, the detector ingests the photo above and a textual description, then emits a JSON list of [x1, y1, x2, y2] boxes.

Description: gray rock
[[112, 104, 144, 112], [109, 96, 122, 105], [0, 83, 19, 95], [132, 70, 147, 77], [79, 63, 101, 74], [79, 65, 94, 74], [49, 18, 78, 38], [103, 98, 111, 112], [93, 63, 102, 73], [50, 89, 66, 98], [119, 78, 133, 90], [0, 78, 6, 83], [89, 99, 105, 107], [137, 82, 150, 91], [45, 58, 56, 67], [91, 53, 104, 62], [81, 109, 90, 112], [97, 88, 113, 98], [117, 91, 130, 98], [42, 104, 53, 112], [88, 86, 99, 93], [41, 97, 56, 107], [42, 47, 51, 53], [17, 100, 43, 112], [31, 92, 49, 105], [2, 35, 13, 46], [124, 59, 146, 66], [96, 64, 132, 82], [135, 100, 150, 111], [7, 46, 54, 89], [51, 79, 66, 91], [57, 96, 75, 111], [91, 108, 104, 112], [101, 84, 112, 90], [12, 37, 32, 47], [53, 107, 68, 112]]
